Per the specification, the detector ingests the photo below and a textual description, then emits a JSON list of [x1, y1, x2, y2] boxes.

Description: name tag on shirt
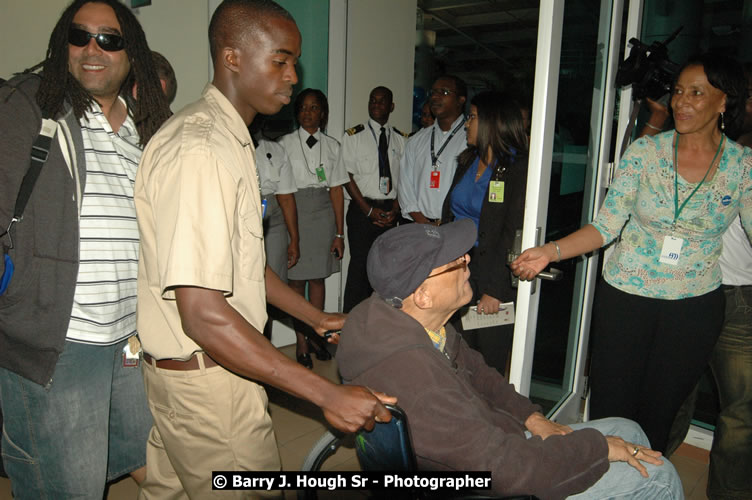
[[430, 170, 440, 189], [659, 235, 683, 266], [316, 165, 327, 183], [489, 181, 504, 203]]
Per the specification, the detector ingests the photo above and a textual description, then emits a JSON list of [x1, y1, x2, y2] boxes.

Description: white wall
[[0, 1, 64, 79], [343, 0, 417, 134], [131, 0, 210, 111]]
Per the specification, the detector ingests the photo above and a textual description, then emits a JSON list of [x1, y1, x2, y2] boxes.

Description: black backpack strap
[[1, 118, 58, 248]]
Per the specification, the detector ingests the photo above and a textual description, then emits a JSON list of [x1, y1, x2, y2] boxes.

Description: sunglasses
[[426, 255, 467, 279], [68, 27, 125, 52]]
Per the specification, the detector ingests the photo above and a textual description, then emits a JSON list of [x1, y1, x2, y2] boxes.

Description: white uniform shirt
[[398, 114, 467, 220], [255, 138, 297, 196], [719, 216, 752, 285], [338, 118, 407, 200], [278, 128, 347, 189]]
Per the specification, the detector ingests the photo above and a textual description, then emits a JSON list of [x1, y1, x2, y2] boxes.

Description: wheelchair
[[298, 404, 536, 500]]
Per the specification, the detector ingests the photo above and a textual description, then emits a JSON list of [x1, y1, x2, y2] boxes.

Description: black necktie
[[378, 127, 392, 194], [306, 135, 317, 149]]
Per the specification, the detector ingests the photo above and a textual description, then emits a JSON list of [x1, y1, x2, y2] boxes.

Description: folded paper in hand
[[461, 302, 515, 330]]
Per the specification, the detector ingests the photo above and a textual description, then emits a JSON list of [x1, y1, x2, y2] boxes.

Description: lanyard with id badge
[[299, 132, 326, 184], [660, 133, 724, 265], [488, 163, 506, 203], [429, 120, 464, 189]]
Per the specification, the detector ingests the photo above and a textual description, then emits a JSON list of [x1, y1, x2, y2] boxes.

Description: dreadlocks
[[33, 0, 170, 145]]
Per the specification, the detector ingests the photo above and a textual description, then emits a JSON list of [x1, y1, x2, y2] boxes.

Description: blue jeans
[[0, 338, 152, 499], [707, 285, 752, 499], [564, 418, 684, 499]]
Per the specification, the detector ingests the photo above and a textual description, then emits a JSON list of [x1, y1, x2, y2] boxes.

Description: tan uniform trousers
[[138, 354, 281, 499]]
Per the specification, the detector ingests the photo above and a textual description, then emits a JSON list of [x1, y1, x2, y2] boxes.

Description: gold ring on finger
[[631, 446, 640, 457]]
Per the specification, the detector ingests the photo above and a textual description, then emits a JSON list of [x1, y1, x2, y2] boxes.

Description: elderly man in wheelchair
[[336, 219, 684, 499]]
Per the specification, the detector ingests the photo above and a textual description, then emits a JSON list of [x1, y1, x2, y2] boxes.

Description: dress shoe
[[297, 353, 313, 369]]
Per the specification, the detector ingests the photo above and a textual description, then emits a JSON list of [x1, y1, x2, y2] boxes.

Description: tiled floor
[[0, 345, 711, 499]]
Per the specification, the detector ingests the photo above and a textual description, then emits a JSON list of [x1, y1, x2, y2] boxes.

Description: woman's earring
[[721, 112, 725, 131]]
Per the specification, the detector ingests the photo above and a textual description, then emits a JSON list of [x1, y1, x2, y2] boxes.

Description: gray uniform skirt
[[263, 194, 289, 282], [288, 187, 340, 281]]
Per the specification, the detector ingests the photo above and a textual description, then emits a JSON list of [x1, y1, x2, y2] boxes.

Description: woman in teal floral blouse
[[512, 53, 751, 453]]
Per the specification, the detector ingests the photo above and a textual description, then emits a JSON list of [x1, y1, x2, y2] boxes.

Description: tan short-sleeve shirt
[[135, 84, 266, 359]]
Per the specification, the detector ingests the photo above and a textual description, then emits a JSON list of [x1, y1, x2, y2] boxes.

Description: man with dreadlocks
[[0, 0, 170, 497], [135, 0, 394, 497]]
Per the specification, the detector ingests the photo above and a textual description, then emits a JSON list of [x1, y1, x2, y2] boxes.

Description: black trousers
[[589, 280, 724, 452], [343, 199, 395, 313]]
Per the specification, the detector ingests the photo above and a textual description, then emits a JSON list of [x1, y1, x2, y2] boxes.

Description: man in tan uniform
[[134, 1, 394, 497]]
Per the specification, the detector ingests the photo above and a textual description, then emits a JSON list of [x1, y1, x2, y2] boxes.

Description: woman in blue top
[[440, 91, 529, 374], [512, 54, 751, 452]]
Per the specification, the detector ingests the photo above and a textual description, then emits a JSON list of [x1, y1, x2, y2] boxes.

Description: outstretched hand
[[510, 246, 553, 281]]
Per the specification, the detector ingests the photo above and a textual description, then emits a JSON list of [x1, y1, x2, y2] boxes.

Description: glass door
[[509, 0, 633, 422]]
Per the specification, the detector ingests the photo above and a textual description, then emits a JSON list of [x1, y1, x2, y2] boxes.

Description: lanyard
[[672, 132, 724, 224], [430, 119, 465, 169], [368, 122, 388, 148], [298, 129, 323, 176]]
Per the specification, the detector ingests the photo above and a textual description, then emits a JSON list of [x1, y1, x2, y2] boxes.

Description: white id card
[[379, 176, 391, 194], [659, 235, 683, 265]]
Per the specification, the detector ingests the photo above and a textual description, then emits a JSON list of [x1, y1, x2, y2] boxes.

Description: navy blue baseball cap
[[367, 219, 477, 308]]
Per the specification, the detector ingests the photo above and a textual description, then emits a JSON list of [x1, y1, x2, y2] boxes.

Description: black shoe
[[307, 339, 332, 361], [297, 353, 313, 369]]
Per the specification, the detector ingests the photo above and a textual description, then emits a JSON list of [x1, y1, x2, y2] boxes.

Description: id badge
[[316, 165, 327, 183], [379, 176, 391, 194], [122, 343, 140, 367], [261, 198, 268, 219], [429, 170, 440, 189], [489, 181, 505, 203], [659, 235, 683, 265]]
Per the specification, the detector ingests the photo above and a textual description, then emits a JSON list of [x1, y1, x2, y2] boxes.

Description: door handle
[[538, 268, 563, 281], [507, 228, 564, 293]]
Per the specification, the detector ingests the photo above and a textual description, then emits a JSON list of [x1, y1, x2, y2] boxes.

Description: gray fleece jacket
[[337, 294, 610, 500], [0, 74, 87, 386]]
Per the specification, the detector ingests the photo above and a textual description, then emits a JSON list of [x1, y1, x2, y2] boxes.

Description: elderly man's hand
[[322, 385, 397, 433], [524, 412, 573, 439], [606, 436, 664, 477]]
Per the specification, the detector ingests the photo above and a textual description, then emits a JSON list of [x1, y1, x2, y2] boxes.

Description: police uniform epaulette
[[345, 124, 365, 136], [392, 127, 410, 138]]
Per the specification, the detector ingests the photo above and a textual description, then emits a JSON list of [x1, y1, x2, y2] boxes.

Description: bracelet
[[366, 206, 373, 217], [335, 233, 345, 239], [551, 241, 561, 262], [645, 122, 662, 132]]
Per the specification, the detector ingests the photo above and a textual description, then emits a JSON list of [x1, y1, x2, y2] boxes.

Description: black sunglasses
[[68, 27, 125, 52]]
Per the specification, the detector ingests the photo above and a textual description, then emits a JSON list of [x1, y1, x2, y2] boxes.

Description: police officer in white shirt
[[340, 86, 409, 312], [398, 75, 467, 224]]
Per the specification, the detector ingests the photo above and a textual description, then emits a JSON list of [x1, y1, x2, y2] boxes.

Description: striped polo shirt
[[67, 99, 142, 345]]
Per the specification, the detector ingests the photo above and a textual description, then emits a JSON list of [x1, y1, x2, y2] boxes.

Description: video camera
[[616, 27, 682, 101]]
